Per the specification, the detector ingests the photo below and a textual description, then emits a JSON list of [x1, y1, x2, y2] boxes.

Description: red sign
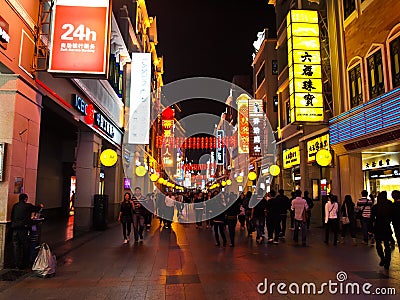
[[48, 0, 111, 76]]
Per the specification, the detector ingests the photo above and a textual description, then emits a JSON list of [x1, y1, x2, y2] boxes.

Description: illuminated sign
[[237, 95, 250, 154], [307, 134, 330, 162], [100, 149, 118, 167], [249, 99, 263, 157], [48, 0, 111, 75], [216, 130, 225, 165], [287, 10, 323, 123], [128, 53, 151, 144], [94, 112, 115, 138], [362, 154, 400, 171], [0, 16, 10, 49], [283, 146, 300, 169]]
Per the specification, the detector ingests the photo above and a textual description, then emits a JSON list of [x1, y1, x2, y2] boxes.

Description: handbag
[[341, 203, 350, 225]]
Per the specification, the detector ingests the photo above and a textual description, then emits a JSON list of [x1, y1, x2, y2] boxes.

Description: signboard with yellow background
[[287, 10, 324, 123], [307, 134, 330, 163], [283, 146, 300, 169]]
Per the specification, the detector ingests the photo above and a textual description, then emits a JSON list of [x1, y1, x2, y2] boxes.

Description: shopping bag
[[32, 243, 56, 278]]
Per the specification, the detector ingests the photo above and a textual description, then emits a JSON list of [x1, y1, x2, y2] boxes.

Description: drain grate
[[0, 270, 30, 281]]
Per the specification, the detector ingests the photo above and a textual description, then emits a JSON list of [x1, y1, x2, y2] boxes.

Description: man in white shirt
[[291, 190, 309, 246]]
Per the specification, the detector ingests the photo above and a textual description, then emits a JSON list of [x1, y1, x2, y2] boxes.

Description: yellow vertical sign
[[287, 10, 324, 123]]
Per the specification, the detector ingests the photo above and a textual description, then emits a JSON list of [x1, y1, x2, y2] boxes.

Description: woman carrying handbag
[[324, 194, 339, 245], [340, 195, 357, 245]]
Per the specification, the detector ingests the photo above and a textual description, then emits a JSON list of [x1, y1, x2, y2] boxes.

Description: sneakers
[[123, 239, 128, 244], [273, 240, 279, 245]]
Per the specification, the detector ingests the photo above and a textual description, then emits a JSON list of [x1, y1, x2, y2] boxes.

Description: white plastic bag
[[32, 243, 56, 277]]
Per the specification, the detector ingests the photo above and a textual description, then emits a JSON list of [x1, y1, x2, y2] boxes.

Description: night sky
[[147, 0, 276, 84]]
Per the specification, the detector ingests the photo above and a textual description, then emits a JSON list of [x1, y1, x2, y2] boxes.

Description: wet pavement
[[0, 214, 399, 300]]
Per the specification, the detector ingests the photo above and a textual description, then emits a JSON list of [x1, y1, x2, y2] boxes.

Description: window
[[389, 35, 400, 88], [343, 0, 356, 19], [348, 63, 363, 108], [367, 49, 385, 99], [285, 100, 291, 125], [256, 62, 265, 89]]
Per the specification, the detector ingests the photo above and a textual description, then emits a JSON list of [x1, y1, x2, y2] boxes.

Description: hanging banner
[[48, 0, 111, 76], [216, 130, 225, 165], [237, 98, 249, 154], [287, 10, 324, 123], [249, 99, 264, 157], [128, 53, 151, 144]]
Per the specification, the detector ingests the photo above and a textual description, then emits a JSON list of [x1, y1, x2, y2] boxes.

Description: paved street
[[0, 216, 399, 300]]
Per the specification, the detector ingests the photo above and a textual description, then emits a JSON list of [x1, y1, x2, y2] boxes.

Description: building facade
[[328, 0, 400, 202], [0, 0, 163, 268]]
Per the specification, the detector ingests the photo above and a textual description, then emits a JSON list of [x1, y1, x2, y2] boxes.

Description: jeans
[[213, 221, 226, 245], [226, 217, 237, 245], [121, 221, 132, 239], [12, 228, 30, 269], [325, 218, 339, 244], [361, 217, 372, 242], [268, 215, 281, 242], [293, 220, 307, 244], [133, 214, 145, 240], [195, 209, 203, 226], [254, 216, 265, 239]]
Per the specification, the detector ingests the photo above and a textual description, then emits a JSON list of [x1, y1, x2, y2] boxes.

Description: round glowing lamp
[[221, 181, 227, 187], [248, 171, 257, 181], [135, 165, 147, 177], [269, 165, 281, 177], [100, 149, 118, 167], [157, 178, 164, 184], [236, 176, 243, 183], [150, 173, 159, 182], [316, 149, 332, 167], [226, 179, 232, 186]]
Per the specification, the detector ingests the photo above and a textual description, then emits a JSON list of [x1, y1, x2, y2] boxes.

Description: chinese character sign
[[237, 98, 249, 154], [287, 10, 324, 123], [283, 146, 300, 169], [48, 0, 111, 75], [216, 130, 225, 165], [249, 99, 264, 157], [307, 134, 330, 162]]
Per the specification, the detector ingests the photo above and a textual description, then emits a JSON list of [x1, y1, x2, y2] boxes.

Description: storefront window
[[348, 63, 363, 108], [390, 35, 400, 88], [367, 49, 385, 99]]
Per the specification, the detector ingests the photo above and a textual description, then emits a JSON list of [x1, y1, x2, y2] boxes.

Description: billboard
[[128, 53, 151, 144], [237, 97, 249, 154], [249, 99, 263, 157], [48, 0, 111, 76], [287, 10, 324, 123]]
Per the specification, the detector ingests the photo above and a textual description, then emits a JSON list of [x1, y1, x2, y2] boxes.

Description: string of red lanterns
[[155, 136, 238, 149]]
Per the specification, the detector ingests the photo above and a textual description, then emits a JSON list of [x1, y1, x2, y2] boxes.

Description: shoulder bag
[[341, 203, 350, 225]]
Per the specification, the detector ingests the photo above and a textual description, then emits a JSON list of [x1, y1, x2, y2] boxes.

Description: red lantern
[[200, 137, 204, 149], [161, 107, 175, 120]]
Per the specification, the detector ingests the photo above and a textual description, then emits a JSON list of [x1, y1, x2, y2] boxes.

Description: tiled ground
[[0, 215, 399, 300]]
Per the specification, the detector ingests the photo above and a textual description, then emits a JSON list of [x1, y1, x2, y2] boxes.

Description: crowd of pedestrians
[[117, 186, 400, 270]]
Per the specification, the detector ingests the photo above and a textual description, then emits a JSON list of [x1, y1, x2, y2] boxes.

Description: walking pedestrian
[[252, 190, 267, 244], [276, 189, 291, 239], [391, 190, 400, 251], [303, 191, 314, 230], [132, 187, 146, 242], [356, 190, 373, 245], [194, 192, 205, 228], [205, 191, 213, 228], [291, 190, 308, 246], [164, 192, 175, 228], [213, 193, 227, 247], [324, 194, 339, 245], [237, 192, 246, 230], [118, 192, 134, 244], [266, 190, 280, 244], [371, 191, 394, 270], [11, 193, 44, 269], [225, 193, 240, 247], [243, 191, 254, 236], [289, 191, 296, 229], [340, 195, 357, 245]]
